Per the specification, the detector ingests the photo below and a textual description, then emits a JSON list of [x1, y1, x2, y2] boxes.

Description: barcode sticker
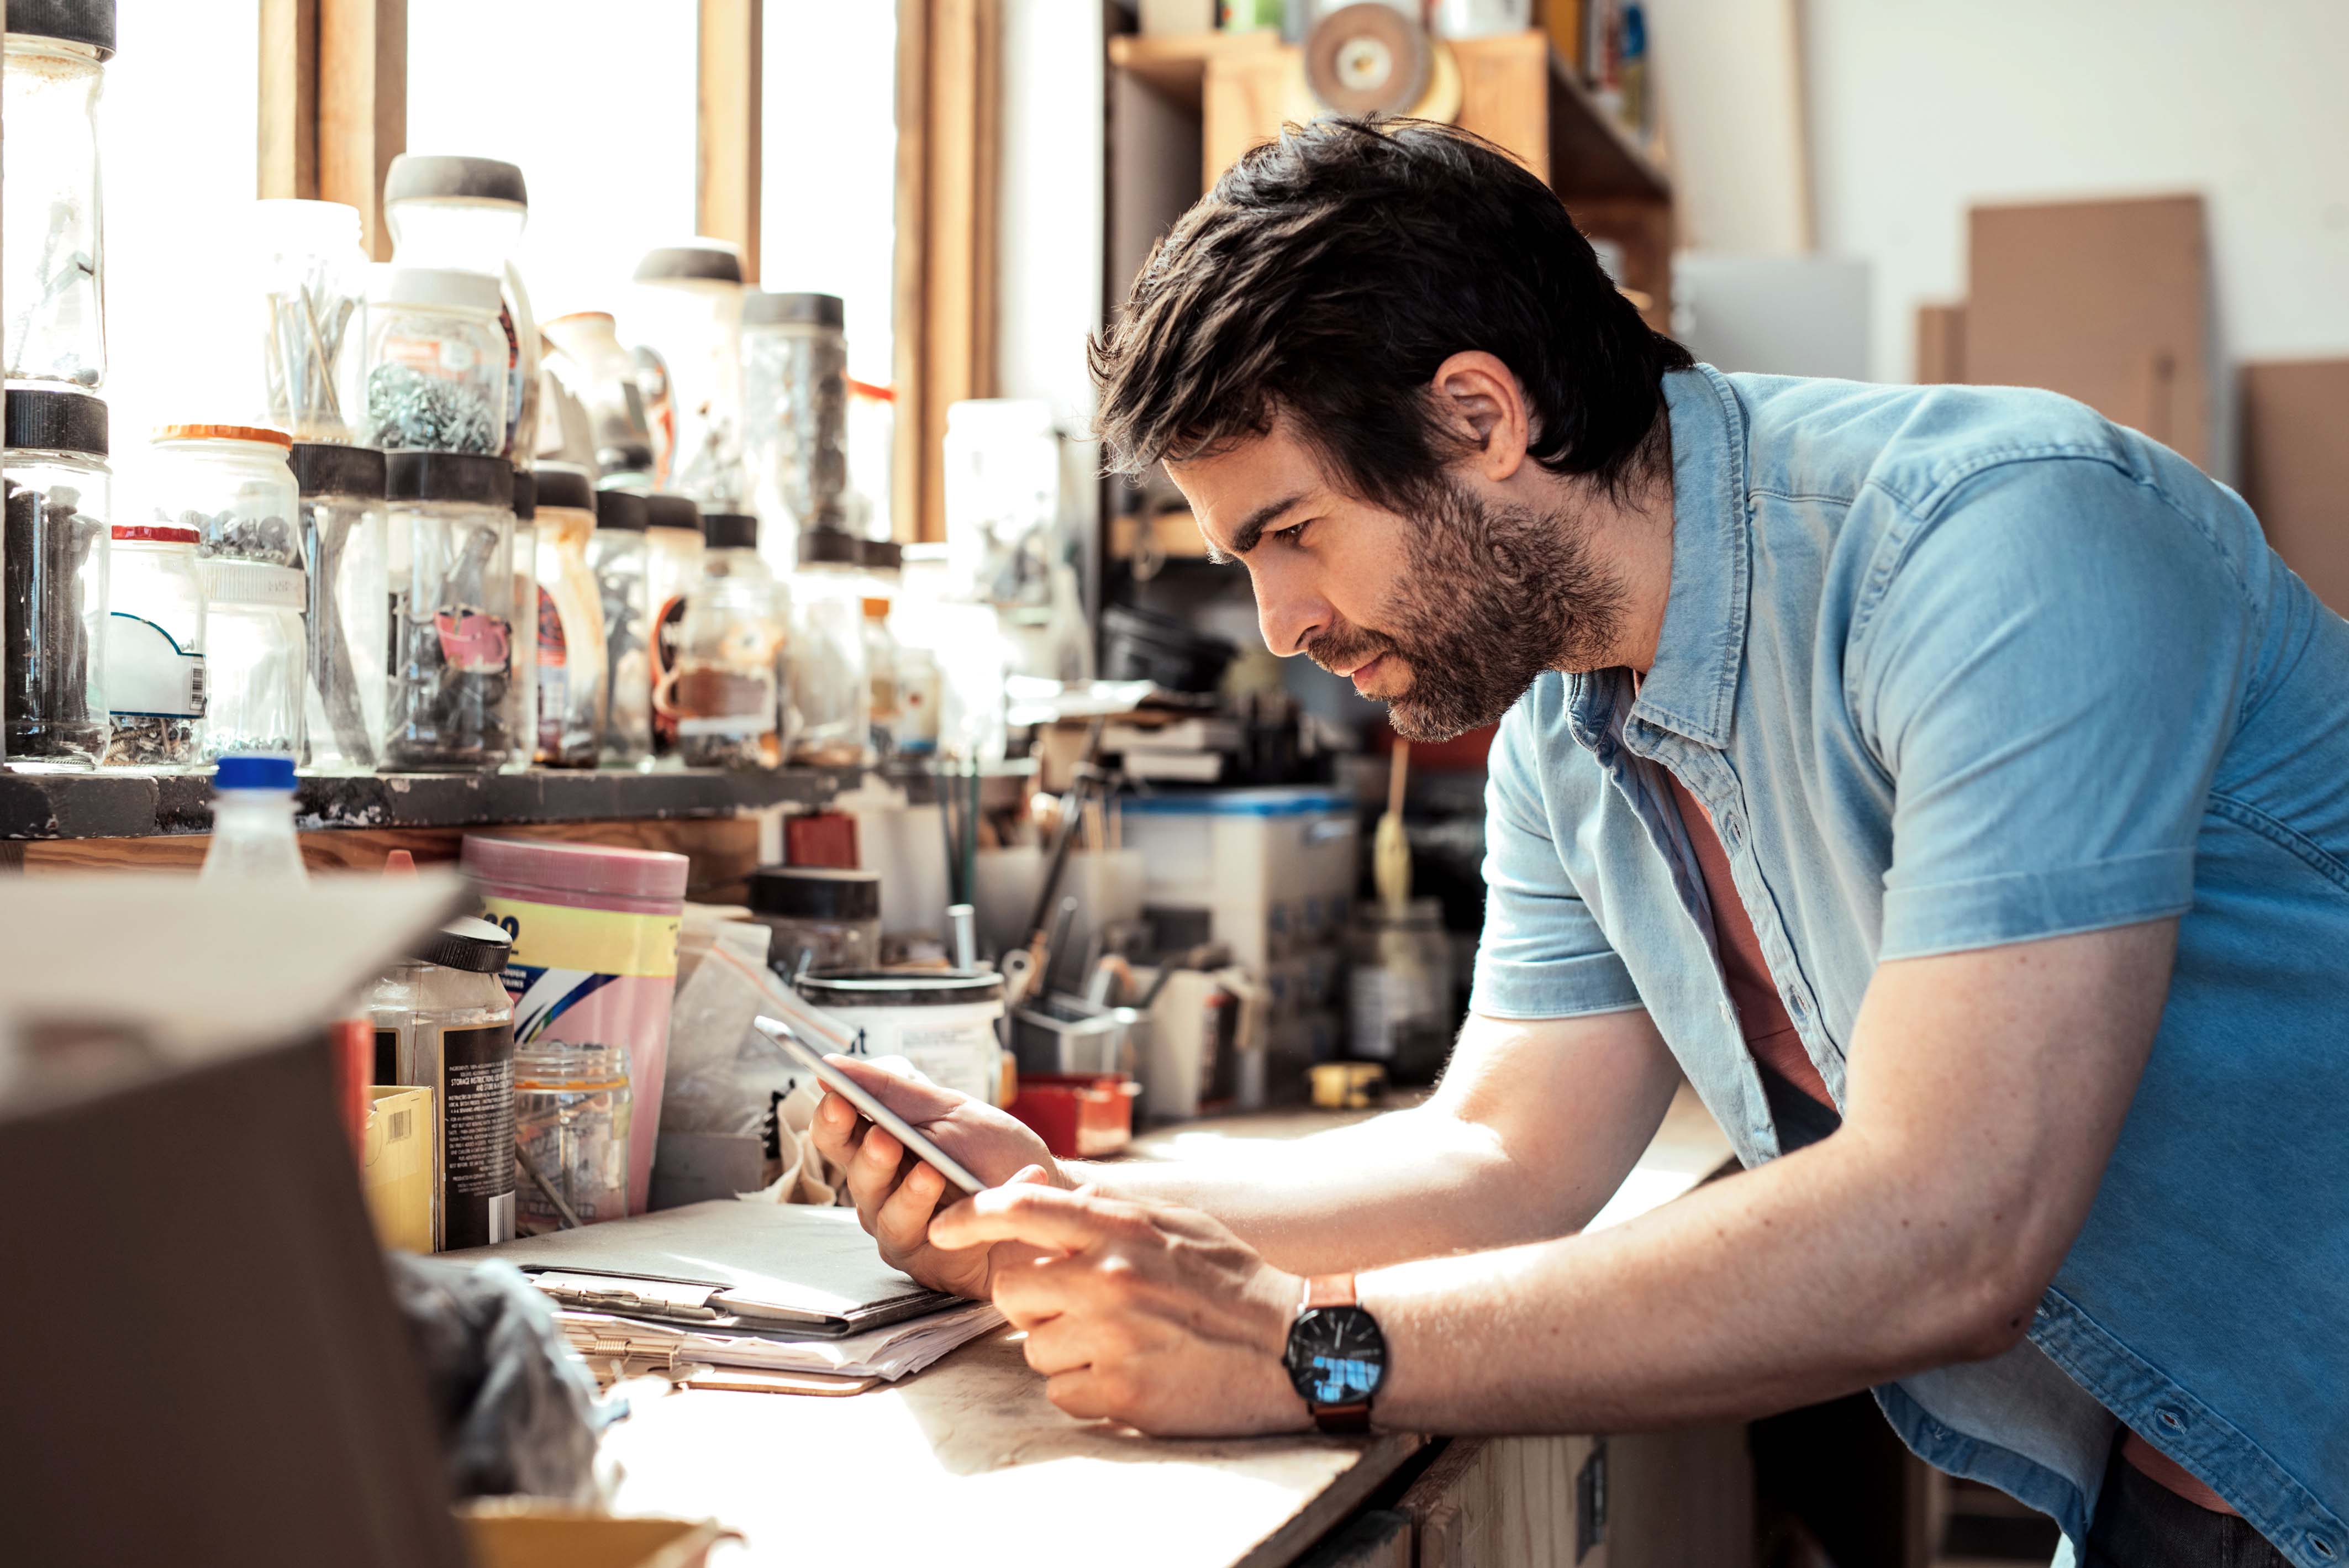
[[388, 1108, 413, 1141]]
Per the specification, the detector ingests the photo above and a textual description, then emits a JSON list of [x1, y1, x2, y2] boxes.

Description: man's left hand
[[929, 1183, 1312, 1437]]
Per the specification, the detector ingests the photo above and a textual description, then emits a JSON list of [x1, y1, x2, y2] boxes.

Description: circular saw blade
[[1304, 3, 1434, 119]]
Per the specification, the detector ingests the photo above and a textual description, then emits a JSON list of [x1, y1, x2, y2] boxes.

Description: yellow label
[[481, 897, 682, 978]]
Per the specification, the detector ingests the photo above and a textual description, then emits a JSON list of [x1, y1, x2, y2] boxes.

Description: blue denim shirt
[[1471, 366, 2349, 1566]]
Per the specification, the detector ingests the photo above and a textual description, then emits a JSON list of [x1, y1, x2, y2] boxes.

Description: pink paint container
[[461, 835, 688, 1215]]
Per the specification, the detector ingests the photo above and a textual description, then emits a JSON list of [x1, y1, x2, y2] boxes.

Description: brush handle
[[1386, 739, 1411, 818]]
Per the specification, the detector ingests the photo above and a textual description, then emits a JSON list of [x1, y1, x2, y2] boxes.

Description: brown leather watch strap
[[1304, 1274, 1357, 1309], [1313, 1402, 1371, 1435]]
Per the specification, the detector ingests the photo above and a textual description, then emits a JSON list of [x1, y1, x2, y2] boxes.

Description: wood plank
[[257, 0, 320, 201], [2239, 357, 2349, 615], [1453, 30, 1550, 182], [892, 0, 929, 545], [317, 0, 406, 262], [914, 0, 1003, 543], [1916, 302, 1967, 386], [696, 0, 763, 283], [1201, 44, 1298, 186], [599, 1327, 1423, 1568], [1964, 194, 2210, 469], [1108, 29, 1285, 113], [1608, 1426, 1756, 1568], [1400, 1434, 1608, 1568], [17, 817, 763, 905]]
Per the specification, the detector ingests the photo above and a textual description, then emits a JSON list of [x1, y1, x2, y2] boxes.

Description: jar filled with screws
[[587, 487, 652, 767], [512, 1041, 632, 1234], [742, 291, 847, 536], [383, 154, 540, 463], [147, 424, 301, 566], [530, 464, 606, 767], [252, 199, 368, 444], [383, 451, 515, 771], [4, 389, 111, 768], [292, 442, 387, 771], [365, 267, 506, 456], [2, 5, 114, 388], [502, 469, 538, 772], [102, 521, 206, 769], [197, 559, 307, 763]]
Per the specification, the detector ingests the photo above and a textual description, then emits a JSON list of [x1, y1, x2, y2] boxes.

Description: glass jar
[[540, 312, 656, 484], [786, 528, 871, 768], [628, 242, 746, 508], [861, 596, 899, 761], [530, 463, 606, 768], [366, 917, 518, 1249], [670, 511, 780, 769], [2, 10, 113, 388], [365, 267, 506, 456], [503, 469, 538, 772], [292, 442, 388, 771], [251, 199, 369, 444], [197, 559, 307, 762], [383, 451, 515, 771], [642, 492, 704, 759], [742, 291, 847, 539], [942, 398, 1062, 610], [3, 388, 110, 769], [586, 487, 652, 767], [102, 522, 206, 769], [382, 155, 540, 463], [513, 1042, 633, 1234], [747, 867, 881, 977], [147, 424, 301, 566]]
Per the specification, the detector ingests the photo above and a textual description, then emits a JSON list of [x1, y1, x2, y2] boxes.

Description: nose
[[1251, 560, 1328, 659]]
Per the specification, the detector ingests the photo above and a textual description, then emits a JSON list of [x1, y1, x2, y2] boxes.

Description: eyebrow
[[1205, 492, 1309, 565]]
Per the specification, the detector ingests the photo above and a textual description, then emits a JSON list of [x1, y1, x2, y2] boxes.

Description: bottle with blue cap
[[200, 754, 307, 881]]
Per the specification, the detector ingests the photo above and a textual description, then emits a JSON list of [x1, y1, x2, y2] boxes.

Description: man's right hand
[[808, 1054, 1072, 1301]]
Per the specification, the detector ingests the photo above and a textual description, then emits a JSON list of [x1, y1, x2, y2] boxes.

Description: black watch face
[[1286, 1304, 1387, 1407]]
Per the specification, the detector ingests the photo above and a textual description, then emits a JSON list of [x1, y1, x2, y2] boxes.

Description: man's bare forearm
[[1072, 1009, 1683, 1275]]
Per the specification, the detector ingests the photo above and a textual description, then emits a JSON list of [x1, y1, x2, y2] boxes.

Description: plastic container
[[200, 754, 304, 881], [629, 241, 747, 507], [101, 521, 205, 768], [540, 312, 655, 481], [793, 969, 1004, 1107], [742, 290, 847, 535], [747, 867, 881, 976], [1007, 1073, 1139, 1160], [292, 441, 388, 771], [251, 199, 370, 443], [670, 511, 780, 768], [502, 469, 538, 772], [382, 154, 539, 462], [366, 915, 518, 1248], [513, 1042, 632, 1234], [197, 559, 307, 762], [383, 451, 515, 771], [365, 267, 506, 456], [1121, 787, 1360, 969], [531, 462, 605, 767], [641, 492, 705, 759], [3, 387, 111, 769], [2, 4, 113, 387], [786, 528, 871, 767], [861, 597, 900, 760], [462, 834, 689, 1216], [146, 423, 299, 566], [587, 487, 653, 767], [1100, 603, 1238, 693]]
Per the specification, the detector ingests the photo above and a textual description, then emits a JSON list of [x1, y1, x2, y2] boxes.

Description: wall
[[1804, 0, 2349, 398], [1642, 0, 1811, 255]]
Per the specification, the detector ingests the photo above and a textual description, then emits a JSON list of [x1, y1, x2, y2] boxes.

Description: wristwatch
[[1283, 1275, 1387, 1434]]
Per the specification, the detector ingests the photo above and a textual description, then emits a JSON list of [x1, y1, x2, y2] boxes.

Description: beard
[[1303, 477, 1628, 743]]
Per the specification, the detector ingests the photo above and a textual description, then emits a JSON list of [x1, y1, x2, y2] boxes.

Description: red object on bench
[[1008, 1074, 1141, 1159]]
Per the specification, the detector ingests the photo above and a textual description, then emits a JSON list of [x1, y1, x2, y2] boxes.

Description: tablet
[[753, 1015, 988, 1196]]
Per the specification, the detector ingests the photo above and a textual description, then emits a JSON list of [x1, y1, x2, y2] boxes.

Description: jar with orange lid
[[143, 423, 301, 567]]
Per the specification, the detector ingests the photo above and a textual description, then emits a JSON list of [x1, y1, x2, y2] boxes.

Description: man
[[812, 120, 2348, 1566]]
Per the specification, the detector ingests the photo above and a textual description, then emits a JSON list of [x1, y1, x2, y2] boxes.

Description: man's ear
[[1429, 351, 1531, 482]]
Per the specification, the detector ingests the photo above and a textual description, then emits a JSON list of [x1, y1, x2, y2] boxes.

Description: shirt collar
[[1620, 365, 1752, 750]]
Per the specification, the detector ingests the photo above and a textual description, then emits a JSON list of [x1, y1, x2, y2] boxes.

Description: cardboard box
[[2240, 357, 2349, 616], [462, 1508, 736, 1568], [362, 1086, 434, 1254]]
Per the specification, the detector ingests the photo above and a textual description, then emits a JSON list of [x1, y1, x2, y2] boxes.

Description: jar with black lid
[[294, 441, 388, 770], [749, 866, 882, 976], [587, 486, 652, 767], [2, 0, 115, 388], [3, 387, 110, 769], [383, 450, 515, 771]]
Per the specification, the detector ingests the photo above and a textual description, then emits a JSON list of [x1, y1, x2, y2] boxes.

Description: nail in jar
[[513, 1042, 632, 1234], [3, 388, 111, 769], [252, 198, 370, 444], [292, 441, 388, 771], [383, 451, 515, 771], [382, 154, 540, 462]]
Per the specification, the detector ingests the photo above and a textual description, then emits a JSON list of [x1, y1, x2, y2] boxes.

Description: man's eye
[[1282, 519, 1314, 548]]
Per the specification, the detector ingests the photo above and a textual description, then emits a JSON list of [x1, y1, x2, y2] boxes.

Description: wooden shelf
[[1105, 29, 1282, 111], [0, 766, 853, 843], [1545, 43, 1670, 203]]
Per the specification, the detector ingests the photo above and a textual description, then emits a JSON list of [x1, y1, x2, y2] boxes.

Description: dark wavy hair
[[1091, 118, 1690, 510]]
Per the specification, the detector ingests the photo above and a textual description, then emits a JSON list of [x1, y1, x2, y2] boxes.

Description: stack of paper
[[556, 1299, 1003, 1381]]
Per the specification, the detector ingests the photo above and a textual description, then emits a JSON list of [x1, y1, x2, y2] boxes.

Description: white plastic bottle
[[201, 755, 308, 881]]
